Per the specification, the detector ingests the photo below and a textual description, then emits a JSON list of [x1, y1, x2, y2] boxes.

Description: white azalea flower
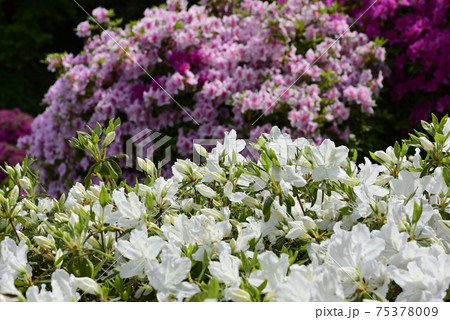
[[389, 171, 422, 198], [386, 198, 437, 239], [108, 190, 146, 229], [326, 223, 388, 297], [207, 130, 246, 167], [223, 181, 248, 203], [232, 217, 262, 253], [274, 264, 345, 302], [26, 269, 80, 302], [0, 273, 19, 301], [286, 216, 316, 239], [0, 238, 31, 279], [307, 139, 349, 181], [146, 254, 199, 302], [115, 227, 165, 278], [162, 214, 231, 261], [149, 177, 179, 210], [209, 253, 241, 288], [248, 251, 289, 293], [270, 166, 306, 188], [390, 254, 450, 302]]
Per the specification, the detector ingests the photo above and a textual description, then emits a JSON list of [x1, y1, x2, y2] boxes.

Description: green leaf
[[413, 200, 423, 224], [145, 192, 154, 211], [288, 251, 299, 265], [240, 251, 251, 274], [421, 120, 434, 136], [431, 114, 439, 127], [435, 133, 445, 145], [263, 194, 276, 222], [79, 257, 95, 277], [100, 186, 108, 207], [369, 151, 383, 164], [261, 152, 271, 171], [15, 216, 31, 229], [401, 142, 409, 157], [94, 123, 102, 137], [443, 167, 450, 187], [105, 160, 121, 181], [352, 149, 358, 163], [394, 141, 401, 159], [84, 164, 96, 188], [93, 258, 107, 278], [206, 277, 220, 299], [338, 206, 353, 216], [256, 279, 268, 293]]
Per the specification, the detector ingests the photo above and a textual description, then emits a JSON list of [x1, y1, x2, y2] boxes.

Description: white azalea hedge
[[1, 116, 450, 302]]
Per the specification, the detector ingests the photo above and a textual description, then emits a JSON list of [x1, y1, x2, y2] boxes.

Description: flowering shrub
[[1, 115, 450, 302], [0, 109, 33, 181], [328, 0, 450, 125], [19, 0, 386, 195]]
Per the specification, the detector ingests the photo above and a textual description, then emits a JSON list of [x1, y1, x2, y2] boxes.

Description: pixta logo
[[125, 129, 172, 170]]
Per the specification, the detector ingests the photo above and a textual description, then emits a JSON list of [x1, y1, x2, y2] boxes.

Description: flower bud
[[173, 160, 191, 175], [225, 288, 252, 302], [194, 144, 209, 158], [195, 184, 218, 199], [69, 213, 80, 228], [12, 204, 23, 217], [55, 212, 70, 223], [342, 177, 359, 186], [224, 181, 233, 197], [9, 186, 19, 207], [34, 235, 56, 250], [200, 208, 223, 221], [301, 216, 316, 230], [137, 157, 156, 175], [210, 172, 227, 184], [102, 131, 116, 148], [5, 165, 15, 177], [0, 192, 7, 207], [419, 137, 434, 152], [373, 151, 394, 164], [22, 199, 39, 212], [76, 277, 101, 295], [374, 174, 393, 186], [18, 178, 32, 192], [14, 163, 23, 176], [164, 214, 175, 225], [242, 196, 261, 209], [55, 249, 64, 268], [17, 231, 31, 246], [193, 171, 204, 180], [86, 237, 102, 250], [298, 156, 312, 169], [182, 198, 193, 213]]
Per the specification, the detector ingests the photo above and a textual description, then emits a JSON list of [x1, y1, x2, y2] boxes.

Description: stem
[[297, 195, 306, 215], [101, 231, 106, 252], [9, 218, 20, 242]]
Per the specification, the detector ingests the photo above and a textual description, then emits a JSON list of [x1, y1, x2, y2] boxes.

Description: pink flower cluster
[[328, 0, 450, 123], [0, 108, 33, 180], [19, 0, 385, 195]]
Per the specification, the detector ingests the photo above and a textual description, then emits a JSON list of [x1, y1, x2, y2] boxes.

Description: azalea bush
[[329, 0, 450, 126], [1, 115, 449, 302], [0, 109, 33, 182], [19, 0, 386, 195]]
